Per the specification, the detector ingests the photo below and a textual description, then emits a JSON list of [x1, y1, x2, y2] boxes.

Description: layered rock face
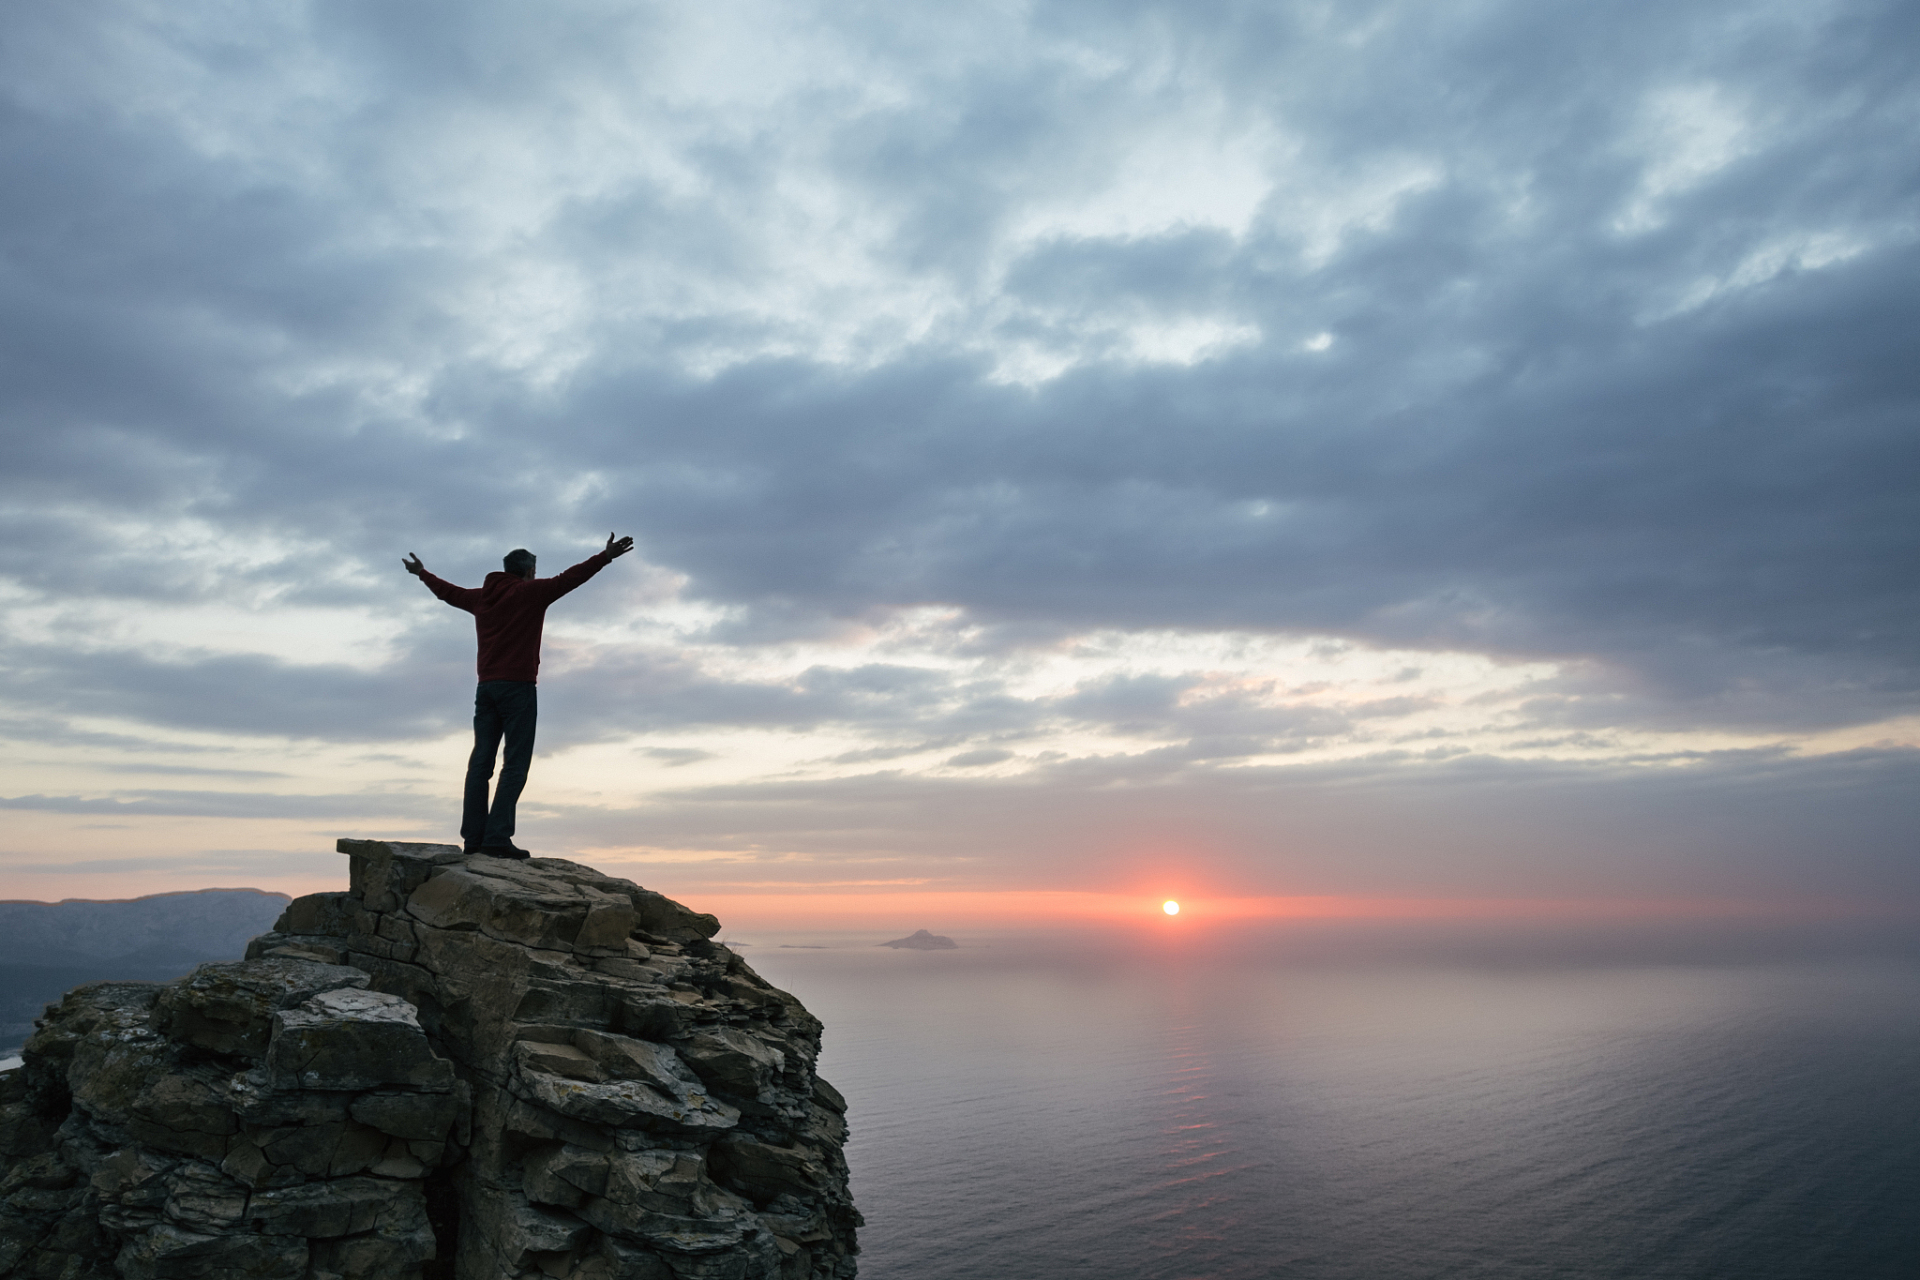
[[0, 840, 860, 1280]]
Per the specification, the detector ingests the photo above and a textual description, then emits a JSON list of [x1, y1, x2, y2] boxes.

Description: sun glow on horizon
[[631, 886, 1893, 935]]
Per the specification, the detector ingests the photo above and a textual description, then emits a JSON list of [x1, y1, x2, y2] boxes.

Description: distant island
[[880, 929, 958, 950]]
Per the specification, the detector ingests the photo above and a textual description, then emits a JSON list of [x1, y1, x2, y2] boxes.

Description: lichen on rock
[[0, 840, 860, 1280]]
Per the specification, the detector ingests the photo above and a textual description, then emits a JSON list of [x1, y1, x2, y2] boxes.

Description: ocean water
[[745, 944, 1920, 1280]]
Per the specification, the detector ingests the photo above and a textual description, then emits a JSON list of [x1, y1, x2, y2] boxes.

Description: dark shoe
[[463, 844, 482, 854], [479, 842, 530, 860]]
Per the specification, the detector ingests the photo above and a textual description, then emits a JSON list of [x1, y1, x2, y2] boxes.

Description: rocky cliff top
[[0, 840, 860, 1280]]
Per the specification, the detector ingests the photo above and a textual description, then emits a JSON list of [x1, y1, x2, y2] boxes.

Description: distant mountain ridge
[[0, 888, 289, 967]]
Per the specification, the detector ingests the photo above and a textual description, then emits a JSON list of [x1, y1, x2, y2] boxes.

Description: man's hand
[[605, 532, 635, 559], [403, 553, 426, 577]]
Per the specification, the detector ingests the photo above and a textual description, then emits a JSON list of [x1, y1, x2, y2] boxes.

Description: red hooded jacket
[[418, 551, 613, 684]]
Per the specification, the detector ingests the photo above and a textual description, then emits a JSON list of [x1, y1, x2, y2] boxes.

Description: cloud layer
[[2, 0, 1916, 910]]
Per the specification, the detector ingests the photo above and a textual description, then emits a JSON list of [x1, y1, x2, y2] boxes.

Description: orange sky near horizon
[[7, 867, 1891, 935], [647, 886, 1906, 935], [6, 838, 1908, 943]]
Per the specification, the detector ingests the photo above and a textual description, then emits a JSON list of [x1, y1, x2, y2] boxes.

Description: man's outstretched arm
[[405, 552, 483, 613], [536, 532, 634, 603]]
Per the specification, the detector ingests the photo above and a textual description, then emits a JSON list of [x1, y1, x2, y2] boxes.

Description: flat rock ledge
[[0, 840, 860, 1280]]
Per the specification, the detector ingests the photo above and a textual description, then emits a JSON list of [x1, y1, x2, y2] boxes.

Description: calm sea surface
[[745, 944, 1920, 1280]]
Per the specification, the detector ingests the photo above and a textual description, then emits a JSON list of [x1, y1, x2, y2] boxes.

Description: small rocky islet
[[0, 839, 861, 1279], [876, 931, 956, 951]]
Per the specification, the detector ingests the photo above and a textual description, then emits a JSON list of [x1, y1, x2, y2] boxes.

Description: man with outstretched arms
[[404, 533, 635, 857]]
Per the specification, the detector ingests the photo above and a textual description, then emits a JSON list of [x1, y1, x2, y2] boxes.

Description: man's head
[[503, 548, 537, 580]]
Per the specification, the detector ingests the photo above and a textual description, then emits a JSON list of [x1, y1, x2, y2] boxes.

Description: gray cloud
[[86, 764, 289, 779], [3, 642, 463, 743], [638, 747, 716, 768], [547, 746, 1920, 902], [0, 790, 435, 821], [945, 748, 1014, 768]]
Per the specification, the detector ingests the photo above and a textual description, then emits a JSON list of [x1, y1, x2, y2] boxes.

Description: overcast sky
[[2, 0, 1915, 931]]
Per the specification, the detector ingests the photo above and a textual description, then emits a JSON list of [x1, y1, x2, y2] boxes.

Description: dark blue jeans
[[463, 681, 537, 847]]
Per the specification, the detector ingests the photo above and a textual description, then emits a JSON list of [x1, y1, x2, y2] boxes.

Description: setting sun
[[1163, 900, 1180, 916]]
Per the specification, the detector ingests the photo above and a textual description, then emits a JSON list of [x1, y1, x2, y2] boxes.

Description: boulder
[[158, 958, 369, 1057], [681, 1028, 785, 1098], [348, 1089, 460, 1142], [244, 1175, 423, 1238], [116, 1224, 309, 1280], [266, 988, 454, 1092], [709, 1137, 836, 1206]]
